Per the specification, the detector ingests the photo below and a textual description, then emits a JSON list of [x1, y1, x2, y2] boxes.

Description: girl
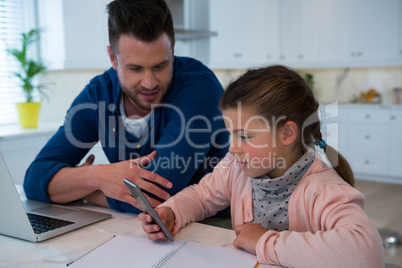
[[138, 65, 384, 267]]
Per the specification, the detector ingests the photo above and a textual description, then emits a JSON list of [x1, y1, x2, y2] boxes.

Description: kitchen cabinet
[[279, 0, 320, 68], [319, 102, 348, 155], [0, 136, 50, 185], [321, 105, 402, 184], [399, 0, 402, 60], [167, 0, 213, 64], [319, 0, 357, 63], [38, 0, 111, 70], [319, 0, 400, 67], [345, 116, 389, 176], [389, 110, 402, 177], [359, 0, 400, 63], [0, 125, 109, 185], [0, 125, 58, 185], [209, 0, 280, 69], [209, 0, 402, 69], [38, 0, 212, 70]]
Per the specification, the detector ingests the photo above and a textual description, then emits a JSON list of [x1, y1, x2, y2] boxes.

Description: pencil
[[66, 235, 116, 266]]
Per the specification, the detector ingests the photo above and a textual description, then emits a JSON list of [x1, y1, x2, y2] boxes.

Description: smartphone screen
[[123, 178, 174, 242]]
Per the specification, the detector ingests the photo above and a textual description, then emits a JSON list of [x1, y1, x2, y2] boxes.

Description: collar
[[251, 149, 315, 191]]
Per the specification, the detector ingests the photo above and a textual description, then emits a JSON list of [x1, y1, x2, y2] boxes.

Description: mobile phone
[[123, 178, 174, 242]]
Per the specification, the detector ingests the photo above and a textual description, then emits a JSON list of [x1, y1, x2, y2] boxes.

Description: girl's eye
[[240, 135, 250, 140]]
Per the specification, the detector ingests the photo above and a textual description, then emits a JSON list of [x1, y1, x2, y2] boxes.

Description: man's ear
[[280, 121, 298, 146], [107, 46, 117, 70]]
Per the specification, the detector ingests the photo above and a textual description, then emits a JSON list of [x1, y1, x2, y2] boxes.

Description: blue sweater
[[24, 56, 229, 213]]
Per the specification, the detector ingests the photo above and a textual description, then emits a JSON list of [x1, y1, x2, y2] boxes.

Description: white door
[[280, 0, 320, 66], [358, 0, 400, 62], [209, 0, 280, 69], [319, 0, 359, 63]]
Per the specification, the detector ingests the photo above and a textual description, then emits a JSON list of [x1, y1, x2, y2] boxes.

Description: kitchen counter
[[0, 122, 61, 140]]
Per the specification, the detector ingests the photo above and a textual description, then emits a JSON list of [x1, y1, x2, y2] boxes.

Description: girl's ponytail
[[313, 134, 355, 187]]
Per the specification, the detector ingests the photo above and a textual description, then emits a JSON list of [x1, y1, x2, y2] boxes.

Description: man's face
[[108, 33, 174, 117]]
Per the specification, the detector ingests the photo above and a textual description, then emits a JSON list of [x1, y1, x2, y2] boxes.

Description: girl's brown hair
[[219, 65, 354, 186]]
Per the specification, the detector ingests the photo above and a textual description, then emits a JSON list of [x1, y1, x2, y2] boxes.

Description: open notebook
[[69, 236, 257, 268]]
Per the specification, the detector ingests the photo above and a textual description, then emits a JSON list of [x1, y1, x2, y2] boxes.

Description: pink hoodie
[[161, 152, 385, 268]]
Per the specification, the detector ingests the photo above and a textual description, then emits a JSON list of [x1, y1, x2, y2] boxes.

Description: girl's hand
[[233, 223, 267, 255], [138, 207, 176, 241]]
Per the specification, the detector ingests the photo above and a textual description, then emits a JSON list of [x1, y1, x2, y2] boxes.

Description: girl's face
[[222, 107, 286, 178]]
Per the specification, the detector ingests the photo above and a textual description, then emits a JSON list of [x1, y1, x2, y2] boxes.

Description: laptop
[[0, 152, 112, 242]]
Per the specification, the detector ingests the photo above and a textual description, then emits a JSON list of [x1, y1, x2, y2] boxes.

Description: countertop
[[0, 122, 61, 140], [0, 185, 274, 268]]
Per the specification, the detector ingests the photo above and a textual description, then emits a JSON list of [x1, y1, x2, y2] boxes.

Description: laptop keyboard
[[27, 213, 75, 234]]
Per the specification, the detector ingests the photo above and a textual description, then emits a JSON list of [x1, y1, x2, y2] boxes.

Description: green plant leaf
[[5, 27, 48, 102]]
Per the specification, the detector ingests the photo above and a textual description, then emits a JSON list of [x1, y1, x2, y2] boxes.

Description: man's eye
[[153, 65, 166, 71], [129, 67, 141, 72], [240, 135, 250, 140]]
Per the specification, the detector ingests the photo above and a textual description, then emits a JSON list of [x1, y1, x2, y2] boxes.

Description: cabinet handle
[[390, 115, 396, 120], [365, 134, 370, 140], [364, 159, 370, 165], [233, 53, 242, 58], [365, 114, 371, 119], [266, 55, 271, 59], [357, 51, 362, 57], [299, 54, 303, 59], [280, 55, 285, 60], [351, 52, 356, 57]]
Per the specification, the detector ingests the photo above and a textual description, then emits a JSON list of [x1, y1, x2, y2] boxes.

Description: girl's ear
[[280, 121, 298, 146]]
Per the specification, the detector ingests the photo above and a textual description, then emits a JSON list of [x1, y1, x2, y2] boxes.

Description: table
[[0, 186, 273, 267]]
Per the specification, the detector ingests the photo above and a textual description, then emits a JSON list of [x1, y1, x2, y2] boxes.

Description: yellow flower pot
[[16, 102, 41, 128]]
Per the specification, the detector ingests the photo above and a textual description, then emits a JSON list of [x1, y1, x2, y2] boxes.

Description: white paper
[[70, 236, 257, 268]]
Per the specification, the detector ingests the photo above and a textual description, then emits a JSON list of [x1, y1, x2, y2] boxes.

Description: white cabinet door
[[319, 0, 358, 63], [358, 0, 400, 62], [337, 106, 402, 183], [399, 0, 402, 60], [389, 111, 402, 179], [0, 136, 109, 186], [209, 0, 280, 69], [168, 0, 211, 63], [319, 0, 400, 66], [38, 0, 111, 70], [280, 0, 320, 67], [0, 135, 52, 185], [338, 106, 391, 178]]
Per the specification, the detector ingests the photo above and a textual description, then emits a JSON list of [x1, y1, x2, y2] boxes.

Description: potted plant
[[6, 28, 48, 128]]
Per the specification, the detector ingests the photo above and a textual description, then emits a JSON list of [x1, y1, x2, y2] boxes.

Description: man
[[23, 0, 229, 214]]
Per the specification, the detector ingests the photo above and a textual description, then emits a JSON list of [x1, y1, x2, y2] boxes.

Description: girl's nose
[[229, 139, 242, 154]]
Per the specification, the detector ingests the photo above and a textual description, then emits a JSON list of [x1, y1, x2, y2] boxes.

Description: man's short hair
[[107, 0, 175, 54]]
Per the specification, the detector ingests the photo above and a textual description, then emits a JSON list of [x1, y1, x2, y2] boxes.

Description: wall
[[213, 67, 402, 106], [39, 69, 107, 123], [38, 66, 402, 124]]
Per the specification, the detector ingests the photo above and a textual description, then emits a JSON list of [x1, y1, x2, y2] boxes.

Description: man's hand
[[138, 207, 176, 241], [95, 151, 173, 210], [48, 151, 173, 211], [81, 154, 95, 167], [233, 223, 267, 255]]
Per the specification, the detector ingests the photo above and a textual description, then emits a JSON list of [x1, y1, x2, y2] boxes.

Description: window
[[0, 0, 37, 125]]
